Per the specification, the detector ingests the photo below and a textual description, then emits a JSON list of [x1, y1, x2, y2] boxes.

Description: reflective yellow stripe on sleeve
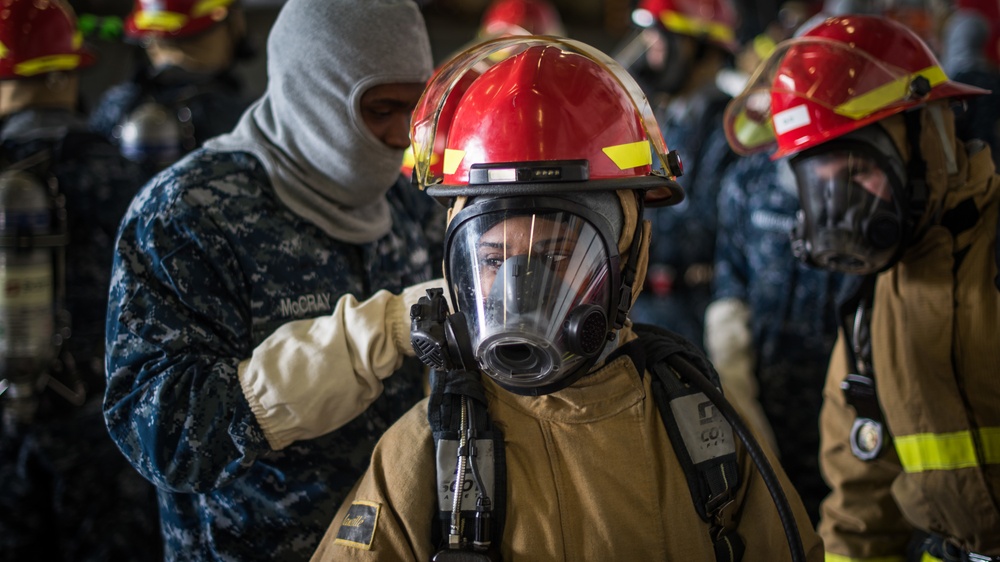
[[896, 427, 1000, 473], [825, 552, 905, 562], [834, 66, 949, 120], [0, 40, 8, 59], [659, 10, 735, 47]]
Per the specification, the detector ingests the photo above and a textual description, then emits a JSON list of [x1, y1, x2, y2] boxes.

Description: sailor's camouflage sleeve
[[104, 150, 439, 494], [105, 156, 271, 492], [712, 153, 754, 303]]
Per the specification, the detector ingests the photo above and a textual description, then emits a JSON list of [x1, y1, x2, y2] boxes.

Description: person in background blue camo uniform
[[0, 1, 161, 560], [941, 8, 1000, 169], [103, 0, 445, 559], [706, 151, 850, 524], [89, 0, 253, 178], [614, 0, 742, 348]]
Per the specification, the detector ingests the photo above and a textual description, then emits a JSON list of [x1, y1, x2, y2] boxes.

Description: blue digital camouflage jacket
[[104, 149, 440, 561], [713, 151, 849, 522], [1, 108, 161, 561]]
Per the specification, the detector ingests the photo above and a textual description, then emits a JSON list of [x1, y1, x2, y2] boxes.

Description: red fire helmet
[[124, 0, 236, 40], [479, 0, 565, 37], [410, 36, 683, 206], [0, 0, 96, 80], [633, 0, 741, 53], [724, 15, 989, 159]]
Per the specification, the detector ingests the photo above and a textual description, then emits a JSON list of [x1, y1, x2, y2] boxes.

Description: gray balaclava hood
[[205, 0, 433, 243]]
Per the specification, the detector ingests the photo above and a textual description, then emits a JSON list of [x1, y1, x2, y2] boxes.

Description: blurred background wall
[[68, 0, 783, 112]]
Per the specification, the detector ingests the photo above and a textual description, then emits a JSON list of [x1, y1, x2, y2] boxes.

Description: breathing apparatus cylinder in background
[[115, 101, 192, 171], [0, 168, 68, 434]]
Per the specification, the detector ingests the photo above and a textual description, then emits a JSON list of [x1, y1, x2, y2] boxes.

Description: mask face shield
[[789, 146, 903, 274], [445, 197, 620, 391]]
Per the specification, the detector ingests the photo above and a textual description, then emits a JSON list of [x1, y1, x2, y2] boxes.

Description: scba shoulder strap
[[427, 325, 746, 562], [632, 323, 745, 562]]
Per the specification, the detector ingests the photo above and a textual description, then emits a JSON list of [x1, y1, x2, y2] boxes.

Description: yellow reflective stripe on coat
[[825, 552, 905, 562], [14, 54, 81, 77], [659, 10, 735, 46], [0, 40, 8, 59], [602, 140, 651, 170], [834, 66, 948, 120], [896, 427, 1000, 472], [920, 553, 943, 562], [134, 10, 188, 32]]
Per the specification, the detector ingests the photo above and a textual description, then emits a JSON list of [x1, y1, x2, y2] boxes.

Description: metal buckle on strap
[[707, 490, 736, 541]]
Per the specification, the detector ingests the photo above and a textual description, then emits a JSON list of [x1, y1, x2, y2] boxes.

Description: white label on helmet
[[487, 168, 517, 182], [772, 105, 811, 135]]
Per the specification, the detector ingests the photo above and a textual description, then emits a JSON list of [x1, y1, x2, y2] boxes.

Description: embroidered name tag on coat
[[335, 501, 381, 550]]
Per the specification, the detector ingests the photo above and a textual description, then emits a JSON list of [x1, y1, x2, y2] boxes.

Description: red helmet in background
[[410, 36, 683, 206], [0, 0, 96, 80], [479, 0, 565, 37], [124, 0, 236, 40], [633, 0, 740, 53], [724, 15, 988, 159]]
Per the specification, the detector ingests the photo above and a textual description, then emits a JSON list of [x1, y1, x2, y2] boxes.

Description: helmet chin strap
[[614, 195, 645, 331]]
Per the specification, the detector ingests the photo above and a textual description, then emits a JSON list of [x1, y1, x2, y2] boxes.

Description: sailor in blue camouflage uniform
[[103, 0, 443, 560], [89, 0, 252, 177], [0, 1, 160, 560], [617, 0, 742, 348], [707, 151, 849, 523]]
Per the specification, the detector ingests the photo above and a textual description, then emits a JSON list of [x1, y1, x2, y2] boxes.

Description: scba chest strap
[[429, 327, 745, 562]]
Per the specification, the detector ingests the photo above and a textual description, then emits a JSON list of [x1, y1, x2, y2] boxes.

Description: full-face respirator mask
[[411, 193, 625, 396], [789, 125, 909, 275]]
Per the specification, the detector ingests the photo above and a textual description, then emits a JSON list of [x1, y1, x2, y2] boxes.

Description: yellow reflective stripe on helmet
[[834, 65, 949, 120], [443, 149, 466, 175], [752, 33, 776, 61], [72, 31, 84, 50], [14, 54, 81, 77], [733, 109, 775, 152], [401, 146, 415, 170], [825, 553, 905, 562], [134, 10, 189, 32], [0, 40, 8, 59], [660, 10, 735, 46], [896, 427, 1000, 473], [193, 0, 234, 18], [602, 140, 652, 170]]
